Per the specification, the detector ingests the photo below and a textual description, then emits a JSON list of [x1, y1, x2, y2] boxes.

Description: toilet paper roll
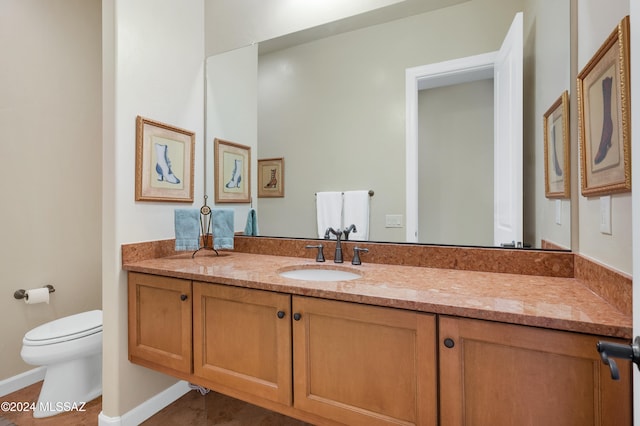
[[24, 288, 50, 304]]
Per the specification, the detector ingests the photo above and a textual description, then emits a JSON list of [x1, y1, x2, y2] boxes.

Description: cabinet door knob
[[293, 313, 302, 321], [444, 338, 455, 348], [180, 294, 188, 301], [277, 310, 285, 319]]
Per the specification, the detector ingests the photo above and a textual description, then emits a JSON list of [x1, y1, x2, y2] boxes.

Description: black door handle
[[597, 336, 640, 380]]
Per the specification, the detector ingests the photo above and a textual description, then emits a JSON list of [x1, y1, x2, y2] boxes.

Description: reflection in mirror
[[526, 0, 572, 251], [406, 13, 524, 248], [419, 79, 495, 246], [205, 0, 571, 250]]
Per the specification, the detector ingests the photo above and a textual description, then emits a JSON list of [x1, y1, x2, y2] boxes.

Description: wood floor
[[0, 382, 101, 426], [0, 382, 312, 425]]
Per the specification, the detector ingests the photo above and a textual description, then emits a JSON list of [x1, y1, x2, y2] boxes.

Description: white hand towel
[[316, 191, 343, 238], [343, 191, 370, 241]]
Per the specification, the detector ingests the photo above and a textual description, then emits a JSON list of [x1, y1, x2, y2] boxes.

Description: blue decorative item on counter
[[212, 208, 234, 250], [244, 208, 259, 236], [174, 209, 200, 251]]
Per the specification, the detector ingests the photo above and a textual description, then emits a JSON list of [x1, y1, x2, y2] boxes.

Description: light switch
[[385, 214, 403, 228], [555, 200, 562, 225], [600, 196, 612, 235]]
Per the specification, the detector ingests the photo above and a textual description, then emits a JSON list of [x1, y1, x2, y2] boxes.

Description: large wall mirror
[[204, 0, 572, 250]]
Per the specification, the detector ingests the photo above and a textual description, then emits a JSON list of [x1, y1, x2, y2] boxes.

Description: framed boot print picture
[[577, 15, 631, 196], [543, 91, 570, 198], [214, 138, 251, 203], [135, 116, 195, 202], [258, 158, 284, 198]]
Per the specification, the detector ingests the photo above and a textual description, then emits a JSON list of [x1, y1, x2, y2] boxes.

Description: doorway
[[405, 12, 523, 246]]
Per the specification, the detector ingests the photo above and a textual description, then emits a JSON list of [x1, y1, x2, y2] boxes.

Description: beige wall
[[0, 0, 102, 381], [575, 0, 631, 274], [102, 0, 205, 417]]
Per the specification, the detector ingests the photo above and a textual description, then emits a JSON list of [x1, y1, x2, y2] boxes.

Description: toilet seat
[[23, 310, 102, 346]]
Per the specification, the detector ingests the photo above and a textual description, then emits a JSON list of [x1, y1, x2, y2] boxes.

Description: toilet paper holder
[[14, 285, 55, 300]]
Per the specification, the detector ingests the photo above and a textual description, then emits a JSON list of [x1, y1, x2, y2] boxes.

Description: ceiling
[[258, 0, 468, 54]]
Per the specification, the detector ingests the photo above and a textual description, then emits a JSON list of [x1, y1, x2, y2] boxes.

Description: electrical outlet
[[385, 214, 403, 228], [600, 196, 611, 235]]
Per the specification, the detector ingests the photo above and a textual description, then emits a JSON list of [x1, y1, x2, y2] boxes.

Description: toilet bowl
[[21, 310, 102, 418]]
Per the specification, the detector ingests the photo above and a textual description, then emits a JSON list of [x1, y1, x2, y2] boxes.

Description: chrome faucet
[[324, 227, 343, 263], [343, 224, 357, 240]]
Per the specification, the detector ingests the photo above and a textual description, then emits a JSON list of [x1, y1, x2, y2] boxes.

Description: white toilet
[[21, 310, 102, 418]]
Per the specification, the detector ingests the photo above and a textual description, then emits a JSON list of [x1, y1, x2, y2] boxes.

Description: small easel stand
[[192, 195, 219, 258]]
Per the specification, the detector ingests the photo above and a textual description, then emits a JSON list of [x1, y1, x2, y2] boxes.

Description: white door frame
[[630, 1, 639, 422], [405, 52, 497, 243]]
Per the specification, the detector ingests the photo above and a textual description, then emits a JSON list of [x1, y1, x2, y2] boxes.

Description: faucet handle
[[352, 246, 369, 265], [305, 244, 325, 262]]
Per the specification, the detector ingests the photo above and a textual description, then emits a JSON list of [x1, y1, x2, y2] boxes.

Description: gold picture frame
[[258, 157, 285, 198], [214, 138, 251, 203], [543, 91, 570, 198], [577, 15, 631, 197], [135, 116, 195, 202]]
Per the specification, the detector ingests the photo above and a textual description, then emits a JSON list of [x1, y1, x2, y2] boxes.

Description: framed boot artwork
[[135, 116, 195, 202], [543, 91, 570, 199], [214, 138, 251, 203], [257, 157, 285, 198], [577, 15, 631, 196]]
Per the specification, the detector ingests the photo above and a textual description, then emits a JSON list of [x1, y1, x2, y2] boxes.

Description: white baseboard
[[0, 367, 46, 397], [98, 380, 190, 426]]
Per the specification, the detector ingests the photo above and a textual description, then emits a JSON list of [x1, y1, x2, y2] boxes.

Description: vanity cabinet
[[127, 272, 192, 375], [439, 316, 632, 426], [192, 282, 292, 406], [127, 272, 631, 426], [292, 295, 437, 426], [191, 282, 437, 425]]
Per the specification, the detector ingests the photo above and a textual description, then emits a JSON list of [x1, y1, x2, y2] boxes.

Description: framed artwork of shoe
[[577, 15, 631, 197], [135, 116, 195, 202], [543, 91, 570, 198], [257, 157, 285, 198], [214, 138, 251, 203]]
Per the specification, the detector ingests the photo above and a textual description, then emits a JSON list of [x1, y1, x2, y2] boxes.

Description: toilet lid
[[24, 310, 102, 345]]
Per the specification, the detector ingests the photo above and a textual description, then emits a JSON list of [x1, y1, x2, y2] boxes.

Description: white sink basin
[[279, 267, 362, 282]]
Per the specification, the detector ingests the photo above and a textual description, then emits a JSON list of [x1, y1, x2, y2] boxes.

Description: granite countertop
[[123, 251, 631, 339]]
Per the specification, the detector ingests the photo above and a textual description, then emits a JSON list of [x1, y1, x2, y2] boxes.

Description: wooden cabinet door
[[439, 316, 632, 426], [193, 282, 292, 406], [292, 296, 437, 426], [127, 272, 192, 374]]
